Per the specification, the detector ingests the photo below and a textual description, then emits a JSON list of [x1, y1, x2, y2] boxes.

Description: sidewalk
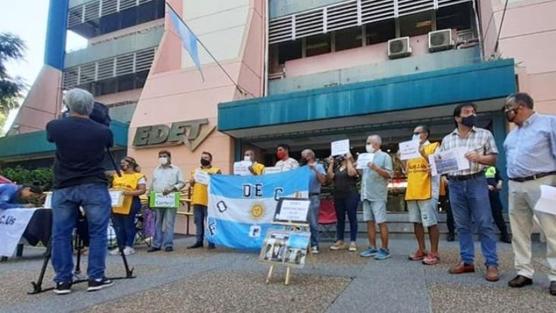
[[1, 238, 554, 313]]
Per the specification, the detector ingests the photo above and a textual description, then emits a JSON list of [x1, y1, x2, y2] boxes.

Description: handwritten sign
[[233, 161, 252, 176], [273, 198, 310, 225], [331, 139, 350, 156], [194, 169, 210, 185]]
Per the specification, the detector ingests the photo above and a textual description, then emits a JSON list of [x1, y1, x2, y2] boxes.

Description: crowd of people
[[1, 88, 554, 297]]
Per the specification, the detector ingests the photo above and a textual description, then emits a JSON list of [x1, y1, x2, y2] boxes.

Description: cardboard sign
[[149, 192, 180, 208]]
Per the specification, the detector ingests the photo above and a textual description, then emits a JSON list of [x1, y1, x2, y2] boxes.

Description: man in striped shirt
[[440, 103, 500, 282]]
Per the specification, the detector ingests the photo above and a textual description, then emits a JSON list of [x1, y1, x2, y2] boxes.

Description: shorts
[[407, 198, 439, 227], [362, 200, 387, 224]]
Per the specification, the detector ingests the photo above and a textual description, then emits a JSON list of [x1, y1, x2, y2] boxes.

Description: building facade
[[1, 0, 555, 233]]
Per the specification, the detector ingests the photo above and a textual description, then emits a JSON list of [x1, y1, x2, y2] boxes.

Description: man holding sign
[[148, 151, 185, 253], [188, 151, 221, 249], [439, 103, 499, 282]]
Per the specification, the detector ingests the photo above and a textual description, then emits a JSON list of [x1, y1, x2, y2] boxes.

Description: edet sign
[[133, 118, 215, 151]]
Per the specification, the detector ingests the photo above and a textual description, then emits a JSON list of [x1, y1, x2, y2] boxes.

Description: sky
[[0, 0, 87, 133]]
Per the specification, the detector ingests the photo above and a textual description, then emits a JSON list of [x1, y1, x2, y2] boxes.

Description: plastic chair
[[318, 199, 337, 242]]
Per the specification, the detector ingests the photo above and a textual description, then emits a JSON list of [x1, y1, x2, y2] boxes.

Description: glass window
[[436, 2, 472, 31], [399, 11, 433, 37], [306, 33, 331, 57], [334, 26, 363, 52], [277, 39, 302, 64], [366, 19, 396, 45]]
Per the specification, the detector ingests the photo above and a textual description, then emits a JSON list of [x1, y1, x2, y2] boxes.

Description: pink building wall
[[480, 0, 556, 114]]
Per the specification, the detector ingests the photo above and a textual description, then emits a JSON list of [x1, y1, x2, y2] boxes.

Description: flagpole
[[165, 2, 255, 98]]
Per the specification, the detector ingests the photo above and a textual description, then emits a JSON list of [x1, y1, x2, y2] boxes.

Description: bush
[[0, 166, 54, 191]]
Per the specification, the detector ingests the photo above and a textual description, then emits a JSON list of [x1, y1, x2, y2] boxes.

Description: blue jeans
[[112, 197, 140, 248], [51, 183, 111, 283], [448, 175, 498, 267], [193, 204, 207, 244], [309, 195, 321, 248], [334, 193, 359, 242], [153, 208, 177, 249]]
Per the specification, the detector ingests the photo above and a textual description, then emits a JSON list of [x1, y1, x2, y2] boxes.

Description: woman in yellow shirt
[[111, 157, 146, 256]]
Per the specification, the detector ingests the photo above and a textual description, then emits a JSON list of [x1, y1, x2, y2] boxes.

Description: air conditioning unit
[[387, 37, 412, 59], [428, 29, 455, 52]]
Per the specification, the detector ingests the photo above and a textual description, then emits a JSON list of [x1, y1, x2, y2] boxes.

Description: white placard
[[233, 161, 253, 176], [399, 140, 422, 161], [534, 185, 556, 216], [43, 192, 52, 209], [356, 153, 375, 169], [428, 147, 470, 176], [0, 208, 38, 257], [109, 190, 124, 207], [264, 167, 282, 175], [331, 139, 350, 156], [194, 169, 210, 185], [276, 199, 310, 222]]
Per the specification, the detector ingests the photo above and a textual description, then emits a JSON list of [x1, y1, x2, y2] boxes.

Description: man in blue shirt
[[46, 88, 114, 295], [503, 92, 556, 296], [300, 149, 327, 254], [0, 183, 42, 209]]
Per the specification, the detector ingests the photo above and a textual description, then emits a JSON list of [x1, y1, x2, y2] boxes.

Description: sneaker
[[53, 282, 72, 295], [422, 253, 439, 265], [348, 242, 357, 252], [109, 248, 120, 256], [408, 249, 426, 261], [123, 247, 135, 255], [87, 277, 114, 292], [165, 246, 174, 252], [330, 241, 346, 251], [311, 246, 319, 254], [359, 247, 378, 257], [374, 248, 391, 261]]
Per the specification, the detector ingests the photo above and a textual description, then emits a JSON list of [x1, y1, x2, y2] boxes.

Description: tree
[[0, 32, 26, 128]]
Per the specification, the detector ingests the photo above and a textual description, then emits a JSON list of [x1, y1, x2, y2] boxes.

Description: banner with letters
[[207, 167, 310, 250], [0, 208, 37, 257]]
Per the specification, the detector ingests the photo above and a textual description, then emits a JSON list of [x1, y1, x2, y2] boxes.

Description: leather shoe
[[446, 234, 455, 242], [485, 266, 499, 282], [147, 247, 160, 253], [187, 242, 203, 249], [165, 246, 173, 252], [448, 262, 475, 274], [508, 275, 532, 288], [549, 281, 555, 295]]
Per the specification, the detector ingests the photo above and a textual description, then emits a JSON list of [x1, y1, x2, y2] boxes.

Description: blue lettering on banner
[[0, 215, 16, 225], [273, 188, 284, 201], [216, 201, 228, 213]]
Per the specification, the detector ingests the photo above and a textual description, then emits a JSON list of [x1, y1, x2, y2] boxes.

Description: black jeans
[[488, 190, 509, 237]]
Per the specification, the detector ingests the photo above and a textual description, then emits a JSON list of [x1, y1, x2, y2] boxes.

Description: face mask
[[299, 158, 308, 166], [159, 157, 168, 165], [276, 151, 286, 160], [201, 159, 211, 167], [461, 115, 476, 128], [244, 156, 251, 162], [366, 144, 376, 153], [412, 134, 420, 142]]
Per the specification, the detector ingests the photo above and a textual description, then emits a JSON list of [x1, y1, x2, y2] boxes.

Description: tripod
[[28, 228, 135, 294]]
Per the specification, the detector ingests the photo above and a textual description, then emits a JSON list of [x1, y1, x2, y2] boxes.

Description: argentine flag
[[207, 167, 310, 250], [167, 4, 204, 80]]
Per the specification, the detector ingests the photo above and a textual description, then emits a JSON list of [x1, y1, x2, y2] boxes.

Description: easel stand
[[28, 233, 135, 295]]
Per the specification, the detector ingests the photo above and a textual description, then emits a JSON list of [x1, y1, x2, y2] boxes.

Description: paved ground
[[1, 237, 555, 313]]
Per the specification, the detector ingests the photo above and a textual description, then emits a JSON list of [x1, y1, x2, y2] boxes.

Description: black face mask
[[200, 159, 211, 166], [299, 158, 308, 166], [461, 115, 476, 128]]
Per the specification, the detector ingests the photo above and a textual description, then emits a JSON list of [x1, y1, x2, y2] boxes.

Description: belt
[[309, 192, 320, 196], [448, 172, 484, 182], [509, 171, 556, 183]]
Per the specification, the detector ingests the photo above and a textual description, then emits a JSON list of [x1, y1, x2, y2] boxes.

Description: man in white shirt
[[275, 144, 299, 171]]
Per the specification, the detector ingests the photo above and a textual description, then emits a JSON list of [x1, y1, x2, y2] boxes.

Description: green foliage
[[0, 166, 53, 191], [0, 32, 26, 115]]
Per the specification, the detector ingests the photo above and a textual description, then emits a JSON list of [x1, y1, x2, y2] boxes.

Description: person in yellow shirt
[[187, 151, 221, 249], [244, 149, 265, 175], [111, 157, 146, 256], [405, 125, 441, 265]]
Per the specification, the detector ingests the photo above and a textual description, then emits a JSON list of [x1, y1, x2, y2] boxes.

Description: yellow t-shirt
[[112, 172, 145, 215], [252, 162, 265, 175], [405, 142, 439, 201], [191, 166, 221, 206]]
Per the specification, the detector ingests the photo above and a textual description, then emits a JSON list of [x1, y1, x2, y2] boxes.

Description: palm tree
[[0, 32, 26, 119]]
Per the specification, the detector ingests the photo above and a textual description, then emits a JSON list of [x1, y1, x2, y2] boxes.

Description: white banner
[[0, 208, 37, 257]]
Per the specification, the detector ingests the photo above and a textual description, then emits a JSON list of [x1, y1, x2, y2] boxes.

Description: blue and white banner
[[207, 167, 310, 250], [0, 208, 37, 257]]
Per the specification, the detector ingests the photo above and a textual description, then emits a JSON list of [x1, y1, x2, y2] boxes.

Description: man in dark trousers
[[485, 166, 511, 243], [46, 88, 114, 295]]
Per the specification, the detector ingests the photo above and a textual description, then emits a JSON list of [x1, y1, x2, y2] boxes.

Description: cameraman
[[46, 88, 114, 295]]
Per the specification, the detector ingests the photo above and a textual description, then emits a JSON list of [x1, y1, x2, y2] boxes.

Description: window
[[366, 19, 396, 45], [436, 3, 472, 31], [399, 11, 433, 37], [305, 33, 331, 57], [277, 40, 302, 64], [334, 26, 363, 52]]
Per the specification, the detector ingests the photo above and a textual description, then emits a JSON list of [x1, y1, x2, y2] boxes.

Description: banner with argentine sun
[[206, 167, 310, 250]]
